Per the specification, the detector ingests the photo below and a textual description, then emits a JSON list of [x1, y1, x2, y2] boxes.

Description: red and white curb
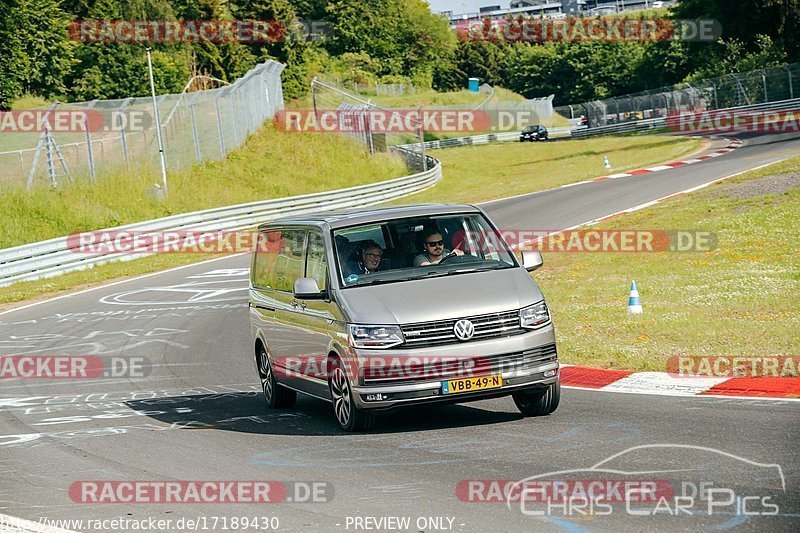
[[557, 137, 743, 190], [560, 365, 800, 400]]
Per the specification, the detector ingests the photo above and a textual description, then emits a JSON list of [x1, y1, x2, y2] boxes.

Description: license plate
[[442, 374, 502, 395]]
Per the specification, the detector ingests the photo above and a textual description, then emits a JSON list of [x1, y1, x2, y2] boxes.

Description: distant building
[[441, 0, 666, 26]]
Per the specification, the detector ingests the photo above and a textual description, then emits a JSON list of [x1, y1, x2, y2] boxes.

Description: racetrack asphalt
[[0, 131, 798, 532]]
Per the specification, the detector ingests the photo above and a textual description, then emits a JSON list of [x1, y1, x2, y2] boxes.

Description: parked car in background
[[520, 124, 549, 142]]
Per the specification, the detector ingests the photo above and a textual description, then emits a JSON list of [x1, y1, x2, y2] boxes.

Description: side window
[[306, 232, 327, 289], [252, 228, 306, 291], [252, 230, 282, 289], [273, 229, 306, 292]]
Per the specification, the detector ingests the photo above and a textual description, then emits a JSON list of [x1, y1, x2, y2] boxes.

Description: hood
[[337, 267, 543, 324]]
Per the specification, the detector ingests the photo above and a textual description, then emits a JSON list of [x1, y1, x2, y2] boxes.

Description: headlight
[[520, 301, 550, 329], [348, 324, 404, 349]]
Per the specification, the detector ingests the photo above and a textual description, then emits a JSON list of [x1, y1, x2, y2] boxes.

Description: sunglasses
[[425, 240, 444, 247], [364, 252, 382, 259]]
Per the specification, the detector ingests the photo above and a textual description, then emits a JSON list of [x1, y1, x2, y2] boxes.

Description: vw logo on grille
[[453, 319, 475, 341]]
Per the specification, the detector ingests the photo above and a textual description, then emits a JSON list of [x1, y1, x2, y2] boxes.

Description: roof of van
[[257, 203, 481, 230]]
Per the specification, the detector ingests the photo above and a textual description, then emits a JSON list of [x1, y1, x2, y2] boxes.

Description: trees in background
[[0, 0, 798, 109]]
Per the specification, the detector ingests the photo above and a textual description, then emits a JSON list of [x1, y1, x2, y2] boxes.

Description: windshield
[[522, 125, 539, 133], [333, 213, 518, 287]]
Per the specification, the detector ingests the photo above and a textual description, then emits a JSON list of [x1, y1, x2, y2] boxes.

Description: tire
[[257, 345, 296, 408], [328, 357, 374, 432], [513, 381, 560, 416]]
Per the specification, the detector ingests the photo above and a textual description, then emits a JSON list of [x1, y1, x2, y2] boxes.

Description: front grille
[[362, 343, 558, 385], [400, 310, 525, 348]]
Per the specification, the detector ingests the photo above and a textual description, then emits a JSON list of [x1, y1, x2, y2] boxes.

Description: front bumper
[[349, 325, 558, 410]]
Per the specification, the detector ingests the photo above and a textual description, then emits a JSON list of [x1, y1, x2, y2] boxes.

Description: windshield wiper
[[425, 267, 497, 278], [352, 276, 418, 286]]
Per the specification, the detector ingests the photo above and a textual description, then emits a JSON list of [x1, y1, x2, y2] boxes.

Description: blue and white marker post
[[627, 280, 643, 314]]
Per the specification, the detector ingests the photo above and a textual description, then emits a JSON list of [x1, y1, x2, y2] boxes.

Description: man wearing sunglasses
[[414, 228, 463, 267]]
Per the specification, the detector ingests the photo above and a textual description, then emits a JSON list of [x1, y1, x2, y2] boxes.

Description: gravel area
[[725, 172, 800, 199]]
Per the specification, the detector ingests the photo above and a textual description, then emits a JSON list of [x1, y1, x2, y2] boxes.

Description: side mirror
[[293, 278, 326, 300], [521, 250, 543, 272]]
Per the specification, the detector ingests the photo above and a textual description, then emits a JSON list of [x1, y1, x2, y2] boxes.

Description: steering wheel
[[437, 251, 460, 265]]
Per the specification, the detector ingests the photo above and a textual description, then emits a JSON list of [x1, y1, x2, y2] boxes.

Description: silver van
[[248, 204, 559, 431]]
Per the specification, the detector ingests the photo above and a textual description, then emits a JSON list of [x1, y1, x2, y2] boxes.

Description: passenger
[[414, 228, 463, 266], [345, 240, 384, 275]]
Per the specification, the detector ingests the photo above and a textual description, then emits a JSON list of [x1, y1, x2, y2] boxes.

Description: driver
[[414, 228, 463, 266]]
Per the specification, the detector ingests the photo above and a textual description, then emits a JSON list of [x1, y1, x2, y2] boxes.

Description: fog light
[[543, 369, 557, 378]]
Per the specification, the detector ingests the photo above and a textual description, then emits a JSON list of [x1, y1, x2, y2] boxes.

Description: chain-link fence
[[310, 78, 428, 156], [0, 60, 284, 189], [555, 62, 800, 128]]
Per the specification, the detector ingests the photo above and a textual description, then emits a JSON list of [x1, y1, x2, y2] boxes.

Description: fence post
[[84, 102, 97, 183], [215, 92, 226, 157], [785, 66, 794, 100], [711, 80, 718, 109], [118, 98, 131, 166], [188, 96, 202, 162], [761, 70, 768, 102]]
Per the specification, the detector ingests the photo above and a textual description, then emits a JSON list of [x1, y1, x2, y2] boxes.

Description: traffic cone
[[627, 280, 642, 314], [603, 156, 612, 169]]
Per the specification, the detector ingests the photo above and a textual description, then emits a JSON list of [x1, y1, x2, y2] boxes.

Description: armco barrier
[[0, 158, 442, 287], [571, 98, 800, 138], [395, 126, 574, 152]]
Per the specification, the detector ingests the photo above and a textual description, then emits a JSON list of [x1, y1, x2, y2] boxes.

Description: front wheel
[[329, 358, 374, 432], [513, 381, 560, 416]]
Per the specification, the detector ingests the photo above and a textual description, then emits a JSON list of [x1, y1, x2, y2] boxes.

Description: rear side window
[[252, 230, 282, 289], [252, 229, 306, 292]]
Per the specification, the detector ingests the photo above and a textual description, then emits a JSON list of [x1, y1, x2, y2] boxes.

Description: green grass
[[0, 131, 701, 307], [10, 95, 51, 110], [0, 124, 406, 249], [396, 134, 701, 204], [535, 156, 800, 372]]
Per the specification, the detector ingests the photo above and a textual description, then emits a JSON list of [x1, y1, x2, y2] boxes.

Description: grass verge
[[1, 125, 406, 249], [535, 157, 799, 371], [1, 132, 701, 307], [396, 134, 702, 204]]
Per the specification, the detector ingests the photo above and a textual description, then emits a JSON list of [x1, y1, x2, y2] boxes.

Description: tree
[[672, 0, 800, 69], [64, 0, 190, 100], [0, 0, 74, 108]]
